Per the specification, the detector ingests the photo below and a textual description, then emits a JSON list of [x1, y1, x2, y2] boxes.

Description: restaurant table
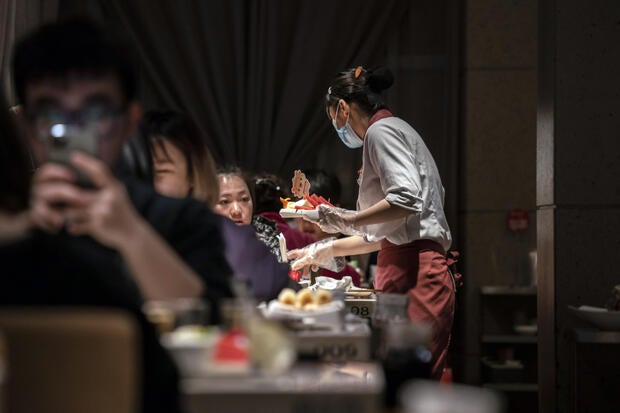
[[182, 361, 384, 413], [295, 322, 371, 362]]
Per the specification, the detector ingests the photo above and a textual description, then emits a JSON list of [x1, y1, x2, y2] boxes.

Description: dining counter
[[182, 361, 384, 413]]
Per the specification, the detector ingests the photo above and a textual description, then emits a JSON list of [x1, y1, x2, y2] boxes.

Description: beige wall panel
[[465, 0, 537, 68], [463, 70, 537, 210]]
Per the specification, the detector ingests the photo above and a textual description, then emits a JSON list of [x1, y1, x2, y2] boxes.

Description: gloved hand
[[304, 204, 364, 237], [287, 237, 345, 275]]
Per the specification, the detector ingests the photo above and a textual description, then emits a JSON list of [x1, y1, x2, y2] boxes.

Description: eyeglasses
[[28, 105, 125, 140]]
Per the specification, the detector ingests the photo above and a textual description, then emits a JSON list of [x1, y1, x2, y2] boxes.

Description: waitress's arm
[[352, 199, 414, 227], [332, 235, 382, 256]]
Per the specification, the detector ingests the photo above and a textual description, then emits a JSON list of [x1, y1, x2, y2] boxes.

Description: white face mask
[[332, 105, 363, 149]]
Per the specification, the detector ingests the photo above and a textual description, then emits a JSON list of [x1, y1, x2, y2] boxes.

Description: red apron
[[375, 239, 456, 379]]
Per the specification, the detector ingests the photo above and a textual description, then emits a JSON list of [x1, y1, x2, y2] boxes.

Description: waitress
[[289, 66, 456, 379]]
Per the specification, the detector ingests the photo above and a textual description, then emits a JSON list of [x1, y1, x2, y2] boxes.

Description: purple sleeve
[[219, 217, 298, 301]]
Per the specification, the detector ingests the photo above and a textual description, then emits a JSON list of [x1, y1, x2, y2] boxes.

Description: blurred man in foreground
[[12, 18, 234, 322]]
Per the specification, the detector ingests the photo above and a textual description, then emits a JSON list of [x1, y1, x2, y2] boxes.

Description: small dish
[[345, 290, 374, 298], [279, 208, 319, 220], [161, 327, 218, 376], [568, 305, 620, 330], [514, 324, 538, 335]]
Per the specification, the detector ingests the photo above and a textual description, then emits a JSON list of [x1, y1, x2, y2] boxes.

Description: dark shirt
[[0, 230, 181, 413], [124, 178, 234, 323], [251, 215, 284, 262]]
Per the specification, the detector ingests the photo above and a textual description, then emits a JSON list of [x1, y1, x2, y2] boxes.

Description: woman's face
[[152, 139, 192, 198], [214, 174, 253, 225]]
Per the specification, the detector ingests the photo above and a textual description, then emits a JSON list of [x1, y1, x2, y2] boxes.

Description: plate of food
[[160, 325, 219, 376], [259, 288, 345, 329], [278, 170, 333, 220], [279, 204, 320, 220], [568, 305, 620, 330]]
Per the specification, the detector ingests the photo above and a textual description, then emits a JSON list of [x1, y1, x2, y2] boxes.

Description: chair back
[[0, 308, 138, 413]]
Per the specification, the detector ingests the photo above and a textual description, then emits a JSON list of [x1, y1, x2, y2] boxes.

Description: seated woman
[[141, 110, 294, 301], [214, 165, 285, 262], [215, 169, 361, 286]]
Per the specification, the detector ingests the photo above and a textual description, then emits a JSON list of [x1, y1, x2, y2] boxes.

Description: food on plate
[[296, 288, 315, 308], [278, 288, 297, 306], [303, 303, 320, 311], [314, 289, 333, 305], [280, 197, 314, 210], [166, 325, 213, 344], [279, 194, 334, 211], [279, 170, 335, 219], [275, 287, 335, 310]]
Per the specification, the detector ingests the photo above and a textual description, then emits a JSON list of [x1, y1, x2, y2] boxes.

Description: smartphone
[[48, 124, 98, 188]]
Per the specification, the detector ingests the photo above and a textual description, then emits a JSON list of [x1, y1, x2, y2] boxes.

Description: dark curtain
[[0, 0, 58, 102], [58, 0, 408, 178]]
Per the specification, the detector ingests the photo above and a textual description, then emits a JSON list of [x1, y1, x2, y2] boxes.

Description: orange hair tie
[[354, 66, 363, 79]]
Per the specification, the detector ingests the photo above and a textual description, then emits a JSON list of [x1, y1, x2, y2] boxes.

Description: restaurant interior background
[[1, 0, 620, 412]]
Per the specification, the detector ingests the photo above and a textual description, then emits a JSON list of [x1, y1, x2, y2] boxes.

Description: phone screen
[[48, 124, 98, 188]]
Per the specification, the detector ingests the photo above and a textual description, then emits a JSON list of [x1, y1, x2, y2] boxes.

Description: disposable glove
[[304, 204, 364, 237], [287, 237, 345, 274]]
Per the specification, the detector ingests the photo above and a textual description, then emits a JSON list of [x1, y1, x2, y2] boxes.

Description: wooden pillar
[[537, 1, 620, 412]]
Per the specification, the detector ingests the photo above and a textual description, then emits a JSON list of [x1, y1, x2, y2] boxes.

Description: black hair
[[216, 164, 246, 179], [12, 17, 137, 105], [216, 164, 255, 205], [0, 92, 32, 213], [325, 66, 394, 116], [142, 110, 219, 206], [303, 169, 341, 205], [252, 173, 291, 215], [119, 133, 153, 184]]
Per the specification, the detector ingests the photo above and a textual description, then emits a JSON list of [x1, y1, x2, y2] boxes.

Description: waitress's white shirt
[[357, 116, 452, 252]]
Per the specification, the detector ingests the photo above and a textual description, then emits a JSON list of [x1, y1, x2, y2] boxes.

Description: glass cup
[[143, 298, 210, 334]]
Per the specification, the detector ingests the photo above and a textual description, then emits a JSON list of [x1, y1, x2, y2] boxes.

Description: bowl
[[514, 324, 538, 335], [161, 326, 218, 376], [568, 305, 620, 330]]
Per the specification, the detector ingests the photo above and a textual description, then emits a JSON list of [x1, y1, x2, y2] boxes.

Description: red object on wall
[[507, 208, 529, 232]]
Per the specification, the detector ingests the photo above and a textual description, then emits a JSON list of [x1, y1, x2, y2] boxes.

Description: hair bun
[[367, 67, 394, 92]]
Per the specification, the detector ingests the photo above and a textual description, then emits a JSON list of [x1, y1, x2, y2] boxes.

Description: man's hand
[[31, 151, 206, 300], [31, 162, 88, 232], [31, 151, 144, 250]]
